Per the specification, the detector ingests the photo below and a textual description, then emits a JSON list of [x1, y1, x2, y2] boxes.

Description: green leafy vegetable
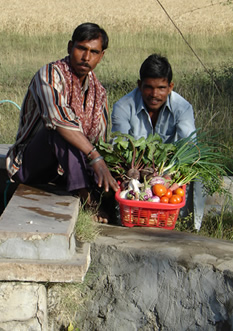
[[96, 131, 232, 196]]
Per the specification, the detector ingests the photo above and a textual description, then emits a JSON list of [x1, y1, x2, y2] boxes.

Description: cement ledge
[[95, 225, 233, 273], [0, 242, 91, 283]]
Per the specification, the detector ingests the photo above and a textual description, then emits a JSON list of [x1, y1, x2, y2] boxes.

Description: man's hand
[[92, 159, 119, 192], [56, 127, 119, 192]]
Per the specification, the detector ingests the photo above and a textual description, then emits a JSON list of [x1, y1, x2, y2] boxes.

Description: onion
[[119, 190, 129, 199], [128, 179, 141, 192], [150, 195, 160, 203], [145, 188, 153, 198], [149, 176, 165, 186]]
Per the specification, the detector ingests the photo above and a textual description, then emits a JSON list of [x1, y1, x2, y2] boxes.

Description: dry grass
[[0, 0, 232, 145], [0, 0, 232, 35], [48, 282, 84, 330]]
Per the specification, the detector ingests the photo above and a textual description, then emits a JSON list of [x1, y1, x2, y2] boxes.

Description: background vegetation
[[1, 29, 232, 168], [0, 0, 232, 238]]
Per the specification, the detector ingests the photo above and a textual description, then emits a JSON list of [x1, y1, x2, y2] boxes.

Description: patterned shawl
[[55, 56, 107, 142]]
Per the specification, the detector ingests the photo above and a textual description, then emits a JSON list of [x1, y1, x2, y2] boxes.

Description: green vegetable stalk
[[96, 131, 232, 196]]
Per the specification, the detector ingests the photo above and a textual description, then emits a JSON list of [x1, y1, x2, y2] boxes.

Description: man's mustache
[[79, 62, 91, 69]]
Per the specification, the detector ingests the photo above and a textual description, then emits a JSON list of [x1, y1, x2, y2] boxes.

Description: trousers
[[13, 126, 97, 192]]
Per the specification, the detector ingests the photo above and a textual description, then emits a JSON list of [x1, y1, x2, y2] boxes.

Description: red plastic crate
[[115, 185, 186, 229]]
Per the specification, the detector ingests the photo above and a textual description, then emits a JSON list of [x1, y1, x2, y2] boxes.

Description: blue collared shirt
[[111, 88, 196, 143]]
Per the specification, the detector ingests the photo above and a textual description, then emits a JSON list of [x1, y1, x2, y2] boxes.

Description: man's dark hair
[[72, 22, 109, 51], [139, 53, 173, 83]]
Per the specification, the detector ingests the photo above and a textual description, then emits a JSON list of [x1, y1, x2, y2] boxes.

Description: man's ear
[[169, 82, 174, 94], [137, 79, 142, 89], [98, 50, 105, 63], [67, 41, 73, 55]]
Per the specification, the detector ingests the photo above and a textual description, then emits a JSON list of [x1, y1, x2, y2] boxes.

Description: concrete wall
[[0, 170, 232, 330], [75, 226, 233, 331], [1, 227, 233, 331]]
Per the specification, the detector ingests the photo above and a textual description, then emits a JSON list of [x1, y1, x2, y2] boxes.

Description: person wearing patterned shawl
[[6, 22, 119, 222]]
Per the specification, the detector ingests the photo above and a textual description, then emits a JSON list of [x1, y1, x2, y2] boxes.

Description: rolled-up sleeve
[[176, 103, 196, 139], [31, 64, 83, 132], [111, 101, 132, 134]]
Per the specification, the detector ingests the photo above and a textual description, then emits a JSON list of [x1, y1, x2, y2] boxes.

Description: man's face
[[68, 37, 104, 83], [138, 77, 174, 112]]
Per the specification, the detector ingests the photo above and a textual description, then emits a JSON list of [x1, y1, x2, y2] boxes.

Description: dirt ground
[[0, 0, 232, 34]]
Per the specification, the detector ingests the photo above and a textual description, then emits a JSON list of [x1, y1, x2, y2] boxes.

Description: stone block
[[0, 184, 80, 260], [0, 242, 91, 283], [0, 282, 47, 330]]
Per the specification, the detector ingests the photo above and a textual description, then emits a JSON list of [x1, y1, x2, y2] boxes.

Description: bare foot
[[76, 188, 109, 224], [92, 207, 110, 224], [93, 214, 108, 224]]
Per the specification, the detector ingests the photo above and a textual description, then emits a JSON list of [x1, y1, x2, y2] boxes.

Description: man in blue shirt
[[112, 53, 196, 143], [111, 53, 205, 230]]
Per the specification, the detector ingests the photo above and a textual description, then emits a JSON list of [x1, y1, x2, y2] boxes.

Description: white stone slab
[[0, 184, 80, 260], [0, 184, 79, 238]]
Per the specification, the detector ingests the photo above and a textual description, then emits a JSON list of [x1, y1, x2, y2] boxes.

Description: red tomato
[[165, 189, 172, 198], [174, 187, 185, 197], [169, 194, 182, 204], [152, 184, 167, 197], [160, 196, 169, 203]]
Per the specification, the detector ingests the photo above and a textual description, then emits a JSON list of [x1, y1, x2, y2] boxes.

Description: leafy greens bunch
[[96, 131, 230, 196]]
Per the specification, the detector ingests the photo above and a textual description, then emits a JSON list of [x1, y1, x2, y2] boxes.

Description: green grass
[[1, 29, 233, 238], [75, 206, 100, 243], [176, 206, 233, 241], [1, 29, 232, 111], [47, 262, 100, 330]]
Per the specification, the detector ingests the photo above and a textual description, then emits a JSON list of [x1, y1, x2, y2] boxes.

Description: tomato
[[165, 189, 172, 198], [169, 194, 182, 204], [152, 184, 167, 197], [174, 187, 185, 197], [160, 196, 169, 203]]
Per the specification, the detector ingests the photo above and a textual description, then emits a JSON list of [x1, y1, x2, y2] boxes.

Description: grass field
[[0, 0, 232, 239], [0, 0, 232, 35], [0, 5, 232, 330], [0, 0, 232, 154]]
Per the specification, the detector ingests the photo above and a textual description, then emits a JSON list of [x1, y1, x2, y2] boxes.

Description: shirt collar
[[135, 88, 146, 114]]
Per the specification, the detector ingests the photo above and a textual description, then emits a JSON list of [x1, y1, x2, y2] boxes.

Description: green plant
[[175, 213, 196, 232], [47, 282, 83, 330], [47, 260, 100, 330], [176, 193, 233, 240], [198, 198, 233, 240], [174, 63, 233, 174], [96, 131, 231, 197], [75, 205, 100, 242]]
